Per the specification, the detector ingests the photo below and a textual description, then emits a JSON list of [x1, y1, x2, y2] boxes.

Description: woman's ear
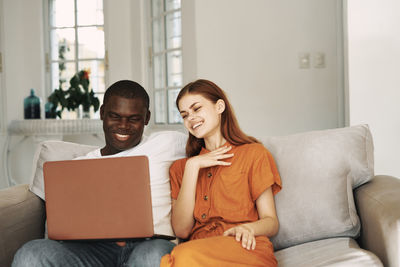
[[216, 99, 226, 114]]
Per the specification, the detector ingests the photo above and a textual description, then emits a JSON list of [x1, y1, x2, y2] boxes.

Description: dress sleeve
[[249, 145, 282, 201], [169, 158, 187, 200]]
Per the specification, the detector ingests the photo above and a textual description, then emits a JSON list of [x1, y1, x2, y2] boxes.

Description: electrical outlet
[[298, 53, 310, 69], [314, 52, 326, 68]]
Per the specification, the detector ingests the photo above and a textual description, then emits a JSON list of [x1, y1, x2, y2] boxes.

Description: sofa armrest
[[0, 184, 46, 267], [355, 175, 400, 267]]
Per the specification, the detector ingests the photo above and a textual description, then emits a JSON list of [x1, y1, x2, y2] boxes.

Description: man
[[12, 80, 187, 267]]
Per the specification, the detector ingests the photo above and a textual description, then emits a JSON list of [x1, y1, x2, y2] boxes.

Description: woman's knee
[[170, 241, 197, 259]]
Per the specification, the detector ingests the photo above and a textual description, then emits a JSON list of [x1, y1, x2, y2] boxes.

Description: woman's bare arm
[[223, 187, 279, 250]]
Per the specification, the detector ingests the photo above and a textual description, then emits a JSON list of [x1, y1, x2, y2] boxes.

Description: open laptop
[[43, 155, 173, 241]]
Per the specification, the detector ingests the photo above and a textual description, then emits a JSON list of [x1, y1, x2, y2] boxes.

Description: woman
[[161, 79, 281, 266]]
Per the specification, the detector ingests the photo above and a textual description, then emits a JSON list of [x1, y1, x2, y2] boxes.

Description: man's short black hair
[[103, 80, 150, 109]]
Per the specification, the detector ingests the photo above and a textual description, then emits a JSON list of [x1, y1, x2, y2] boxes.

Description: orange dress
[[160, 142, 281, 267]]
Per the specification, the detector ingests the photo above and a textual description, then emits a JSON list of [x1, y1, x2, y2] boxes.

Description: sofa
[[1, 125, 399, 266]]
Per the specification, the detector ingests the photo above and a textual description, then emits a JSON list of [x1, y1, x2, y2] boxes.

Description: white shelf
[[4, 119, 103, 187], [8, 119, 103, 136]]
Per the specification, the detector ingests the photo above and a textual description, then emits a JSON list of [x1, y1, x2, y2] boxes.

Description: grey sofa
[[1, 125, 399, 266]]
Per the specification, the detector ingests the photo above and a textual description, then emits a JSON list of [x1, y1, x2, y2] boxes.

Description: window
[[150, 0, 183, 124], [46, 0, 106, 115]]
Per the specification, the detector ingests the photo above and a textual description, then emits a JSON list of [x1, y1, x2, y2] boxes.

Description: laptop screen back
[[43, 155, 154, 241]]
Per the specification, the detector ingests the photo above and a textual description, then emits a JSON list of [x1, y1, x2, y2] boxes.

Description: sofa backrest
[[260, 124, 374, 250], [29, 140, 98, 200], [29, 126, 374, 251]]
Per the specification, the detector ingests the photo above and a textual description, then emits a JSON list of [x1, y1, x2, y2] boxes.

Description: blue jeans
[[12, 238, 175, 267]]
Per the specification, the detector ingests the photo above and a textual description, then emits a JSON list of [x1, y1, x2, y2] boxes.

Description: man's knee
[[128, 239, 176, 266], [12, 239, 60, 267]]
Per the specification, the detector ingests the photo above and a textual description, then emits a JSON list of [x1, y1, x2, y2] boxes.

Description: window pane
[[78, 60, 105, 93], [51, 28, 75, 61], [151, 0, 183, 125], [168, 89, 182, 123], [77, 0, 104, 26], [155, 90, 167, 123], [154, 55, 166, 89], [48, 0, 106, 118], [78, 27, 105, 59], [166, 0, 180, 11], [51, 0, 75, 28], [167, 50, 182, 87], [92, 93, 104, 119], [96, 93, 104, 106], [52, 61, 76, 90], [166, 11, 181, 49], [152, 19, 164, 53], [151, 0, 163, 17]]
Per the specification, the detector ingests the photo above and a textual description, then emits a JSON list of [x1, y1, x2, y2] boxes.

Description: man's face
[[100, 95, 150, 156]]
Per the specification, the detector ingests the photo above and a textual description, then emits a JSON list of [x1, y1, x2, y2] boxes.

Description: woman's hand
[[223, 224, 256, 250], [187, 146, 234, 170], [223, 188, 280, 250]]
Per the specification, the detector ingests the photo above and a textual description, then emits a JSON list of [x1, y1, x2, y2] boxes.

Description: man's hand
[[223, 224, 256, 250]]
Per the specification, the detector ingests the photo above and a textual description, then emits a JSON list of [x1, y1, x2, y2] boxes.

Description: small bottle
[[45, 97, 57, 119], [45, 101, 54, 119], [24, 89, 41, 119]]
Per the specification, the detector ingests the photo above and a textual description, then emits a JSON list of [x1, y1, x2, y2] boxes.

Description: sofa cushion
[[0, 184, 46, 267], [29, 140, 98, 200], [275, 237, 382, 266], [260, 125, 374, 250]]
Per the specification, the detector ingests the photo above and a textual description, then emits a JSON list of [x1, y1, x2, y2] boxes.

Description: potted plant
[[47, 69, 100, 119]]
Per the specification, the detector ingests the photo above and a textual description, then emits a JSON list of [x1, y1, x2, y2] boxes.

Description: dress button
[[204, 195, 208, 201], [207, 172, 212, 177], [201, 213, 206, 219]]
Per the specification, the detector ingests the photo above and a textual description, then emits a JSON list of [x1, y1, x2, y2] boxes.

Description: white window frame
[[148, 0, 183, 126], [43, 0, 106, 107]]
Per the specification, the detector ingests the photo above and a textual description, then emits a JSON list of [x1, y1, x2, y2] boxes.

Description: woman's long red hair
[[176, 79, 259, 157]]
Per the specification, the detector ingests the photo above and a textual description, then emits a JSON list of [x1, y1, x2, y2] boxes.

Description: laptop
[[43, 155, 173, 241]]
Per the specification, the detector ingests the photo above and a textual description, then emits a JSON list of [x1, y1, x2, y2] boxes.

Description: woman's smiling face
[[178, 93, 224, 139]]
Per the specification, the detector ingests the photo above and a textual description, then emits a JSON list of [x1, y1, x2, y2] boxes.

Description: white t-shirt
[[75, 131, 187, 237]]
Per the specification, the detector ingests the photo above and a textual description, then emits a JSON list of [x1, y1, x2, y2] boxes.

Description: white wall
[[0, 0, 144, 125], [0, 0, 345, 187], [2, 0, 45, 122], [104, 0, 145, 85], [0, 135, 6, 188], [0, 0, 140, 187], [182, 0, 344, 137], [346, 0, 400, 177], [0, 0, 4, 133], [0, 0, 9, 188]]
